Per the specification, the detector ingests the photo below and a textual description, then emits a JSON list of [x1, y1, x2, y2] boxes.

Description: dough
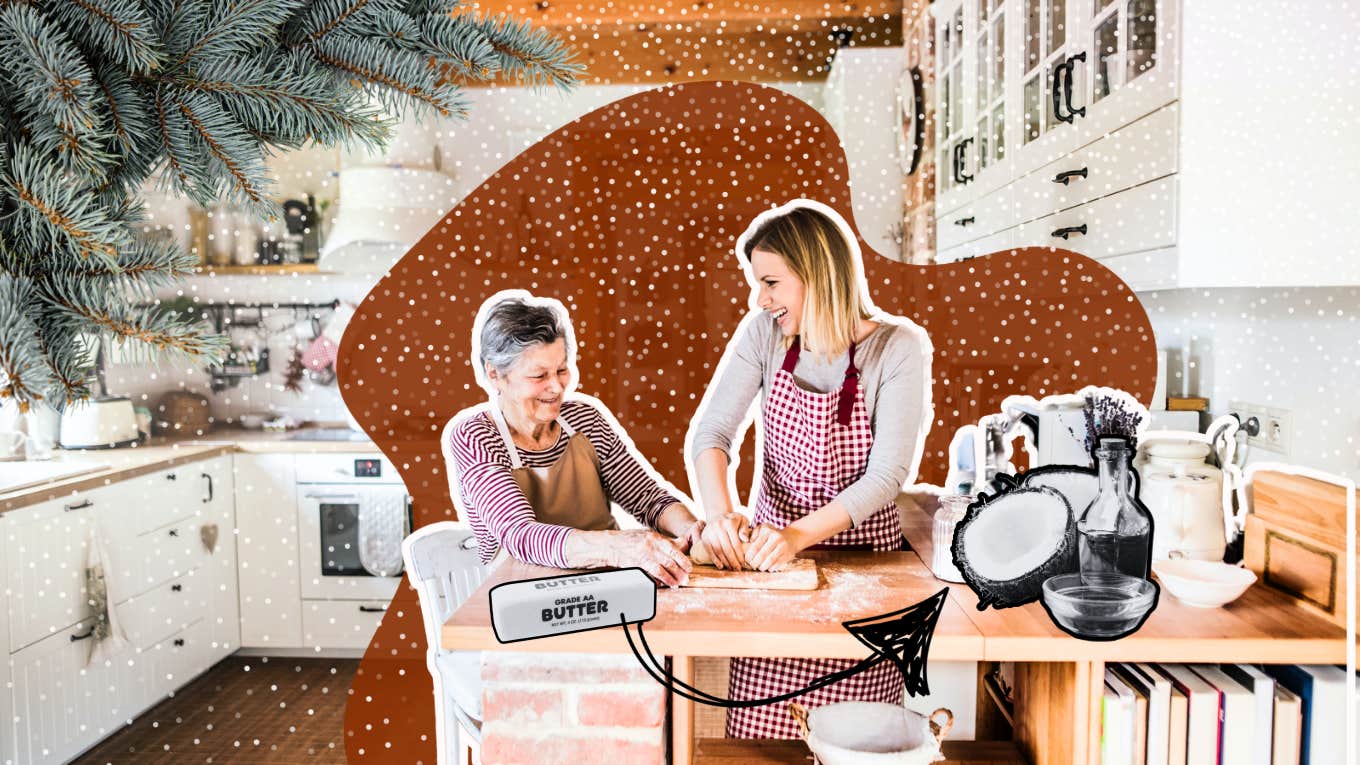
[[690, 537, 752, 569]]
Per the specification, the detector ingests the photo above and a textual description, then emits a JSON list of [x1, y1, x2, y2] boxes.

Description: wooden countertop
[[897, 497, 1349, 664], [443, 551, 986, 661], [0, 427, 377, 515], [443, 502, 1348, 665]]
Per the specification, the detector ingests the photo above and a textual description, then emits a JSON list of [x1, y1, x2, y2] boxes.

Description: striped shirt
[[448, 399, 682, 567]]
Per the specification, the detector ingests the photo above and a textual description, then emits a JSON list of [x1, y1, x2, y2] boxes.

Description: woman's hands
[[745, 525, 802, 572], [608, 530, 694, 588], [699, 512, 751, 570]]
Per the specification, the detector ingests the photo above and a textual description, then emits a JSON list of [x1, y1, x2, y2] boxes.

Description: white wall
[[1141, 286, 1360, 480]]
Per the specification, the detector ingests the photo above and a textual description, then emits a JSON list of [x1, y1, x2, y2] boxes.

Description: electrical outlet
[[1262, 408, 1292, 456], [1228, 401, 1251, 433]]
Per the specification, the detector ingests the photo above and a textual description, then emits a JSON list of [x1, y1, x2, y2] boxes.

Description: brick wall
[[480, 652, 666, 765]]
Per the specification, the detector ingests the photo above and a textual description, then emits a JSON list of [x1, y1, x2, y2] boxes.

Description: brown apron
[[487, 404, 616, 565]]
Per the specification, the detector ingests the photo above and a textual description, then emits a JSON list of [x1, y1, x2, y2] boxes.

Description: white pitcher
[[1134, 416, 1238, 561]]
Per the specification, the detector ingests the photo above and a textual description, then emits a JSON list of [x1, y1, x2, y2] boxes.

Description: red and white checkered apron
[[726, 336, 905, 740]]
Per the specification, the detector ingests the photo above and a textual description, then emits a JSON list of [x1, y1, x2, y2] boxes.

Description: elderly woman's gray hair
[[478, 298, 572, 374]]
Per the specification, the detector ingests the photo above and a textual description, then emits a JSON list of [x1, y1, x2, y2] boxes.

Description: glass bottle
[[1077, 437, 1152, 580], [930, 494, 973, 583]]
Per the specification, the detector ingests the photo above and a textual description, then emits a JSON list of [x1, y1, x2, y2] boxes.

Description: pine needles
[[0, 0, 580, 412]]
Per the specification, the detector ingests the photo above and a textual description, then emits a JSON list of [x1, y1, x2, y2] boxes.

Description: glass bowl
[[1041, 573, 1157, 639]]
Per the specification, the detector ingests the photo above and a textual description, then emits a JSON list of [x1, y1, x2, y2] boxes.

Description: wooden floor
[[72, 657, 358, 765]]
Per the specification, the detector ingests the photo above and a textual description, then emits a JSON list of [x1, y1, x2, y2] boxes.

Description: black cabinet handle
[[174, 638, 185, 647], [201, 472, 213, 503], [1052, 224, 1088, 240], [1063, 51, 1087, 120], [70, 627, 95, 642], [64, 499, 93, 512], [359, 605, 388, 613], [951, 143, 964, 184], [954, 216, 976, 226], [1052, 62, 1070, 124], [166, 472, 177, 481], [168, 528, 179, 537], [1053, 167, 1089, 185], [958, 137, 974, 183], [172, 584, 183, 592]]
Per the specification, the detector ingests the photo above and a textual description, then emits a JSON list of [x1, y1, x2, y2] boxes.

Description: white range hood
[[320, 166, 457, 275]]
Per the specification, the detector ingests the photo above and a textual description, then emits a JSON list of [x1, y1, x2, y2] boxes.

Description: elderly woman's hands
[[609, 531, 693, 587], [699, 511, 751, 570]]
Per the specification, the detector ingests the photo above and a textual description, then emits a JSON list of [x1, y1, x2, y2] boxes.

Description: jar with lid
[[930, 494, 973, 583]]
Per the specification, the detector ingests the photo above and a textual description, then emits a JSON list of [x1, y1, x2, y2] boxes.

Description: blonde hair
[[742, 205, 871, 357]]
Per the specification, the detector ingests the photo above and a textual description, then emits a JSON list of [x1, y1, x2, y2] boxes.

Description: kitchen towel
[[84, 524, 130, 667], [358, 490, 408, 577]]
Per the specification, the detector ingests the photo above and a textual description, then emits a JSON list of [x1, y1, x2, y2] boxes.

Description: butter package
[[489, 568, 657, 643]]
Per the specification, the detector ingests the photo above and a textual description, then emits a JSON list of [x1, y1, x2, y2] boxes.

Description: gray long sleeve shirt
[[688, 311, 934, 525]]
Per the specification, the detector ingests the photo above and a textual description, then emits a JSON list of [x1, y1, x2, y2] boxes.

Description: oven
[[297, 453, 411, 601]]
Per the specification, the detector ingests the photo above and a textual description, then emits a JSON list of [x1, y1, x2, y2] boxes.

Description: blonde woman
[[687, 200, 933, 739]]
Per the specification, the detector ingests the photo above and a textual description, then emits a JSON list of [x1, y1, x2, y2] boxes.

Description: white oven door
[[298, 486, 409, 600]]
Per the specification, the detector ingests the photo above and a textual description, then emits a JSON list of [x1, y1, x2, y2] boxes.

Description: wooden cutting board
[[682, 558, 819, 590]]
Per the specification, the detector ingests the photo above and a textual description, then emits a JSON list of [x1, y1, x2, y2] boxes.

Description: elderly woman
[[445, 292, 703, 586]]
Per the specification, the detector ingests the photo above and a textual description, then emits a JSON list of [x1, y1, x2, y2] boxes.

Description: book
[[1221, 664, 1277, 765], [1271, 684, 1303, 765], [1112, 664, 1151, 765], [1155, 664, 1222, 765], [1192, 665, 1255, 765], [1263, 664, 1348, 764], [1169, 683, 1190, 765], [1104, 669, 1137, 765], [1133, 662, 1175, 765]]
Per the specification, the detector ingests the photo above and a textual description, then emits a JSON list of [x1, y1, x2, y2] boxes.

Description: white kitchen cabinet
[[1, 513, 13, 765], [931, 0, 1360, 289], [9, 619, 147, 765], [302, 600, 390, 650], [199, 456, 240, 660], [234, 453, 303, 647], [4, 493, 101, 653]]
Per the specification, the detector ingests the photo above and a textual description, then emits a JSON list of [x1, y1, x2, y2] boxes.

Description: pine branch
[[172, 90, 277, 216], [178, 52, 390, 150], [0, 275, 50, 409], [474, 13, 584, 89], [61, 237, 199, 299], [173, 0, 303, 67], [287, 0, 383, 44], [2, 142, 127, 262], [149, 0, 208, 57], [38, 286, 228, 367], [312, 32, 466, 117], [153, 85, 219, 207], [32, 310, 95, 407], [50, 0, 163, 75], [421, 11, 496, 80]]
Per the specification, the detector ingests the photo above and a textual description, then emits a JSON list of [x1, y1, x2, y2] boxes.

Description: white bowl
[[1152, 559, 1256, 608], [794, 702, 952, 765]]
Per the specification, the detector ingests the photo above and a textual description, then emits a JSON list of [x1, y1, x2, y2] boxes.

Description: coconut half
[[951, 485, 1077, 610], [1022, 466, 1100, 519]]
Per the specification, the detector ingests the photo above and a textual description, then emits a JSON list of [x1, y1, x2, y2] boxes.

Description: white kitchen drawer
[[302, 599, 388, 649], [10, 619, 148, 765], [5, 495, 96, 652], [1012, 176, 1177, 261], [120, 567, 208, 652], [105, 464, 202, 542], [936, 183, 1014, 252], [1010, 104, 1179, 226], [937, 227, 1014, 265], [141, 617, 215, 704], [103, 509, 209, 601]]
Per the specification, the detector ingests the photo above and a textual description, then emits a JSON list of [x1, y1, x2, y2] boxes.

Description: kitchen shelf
[[693, 738, 1027, 764], [193, 264, 332, 276]]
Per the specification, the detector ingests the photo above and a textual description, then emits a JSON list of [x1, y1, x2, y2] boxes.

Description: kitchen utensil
[[929, 495, 970, 583], [681, 558, 818, 590], [789, 701, 952, 765], [1078, 438, 1152, 579], [153, 391, 213, 436], [1151, 559, 1255, 608], [1040, 572, 1157, 639], [1134, 426, 1235, 561], [59, 397, 140, 448]]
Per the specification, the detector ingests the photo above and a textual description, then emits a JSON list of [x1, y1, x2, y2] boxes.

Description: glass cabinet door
[[974, 0, 1008, 175], [1019, 0, 1077, 147], [936, 2, 969, 201]]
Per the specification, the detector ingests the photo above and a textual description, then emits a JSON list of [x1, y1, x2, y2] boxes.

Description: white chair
[[402, 522, 493, 765]]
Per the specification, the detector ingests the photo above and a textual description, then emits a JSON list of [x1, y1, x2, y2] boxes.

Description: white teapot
[[1134, 417, 1239, 561]]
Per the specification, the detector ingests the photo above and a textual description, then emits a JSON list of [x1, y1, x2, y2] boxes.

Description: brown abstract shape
[[337, 81, 1155, 762]]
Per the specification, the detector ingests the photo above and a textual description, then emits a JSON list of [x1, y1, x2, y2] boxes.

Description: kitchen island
[[444, 501, 1348, 765]]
